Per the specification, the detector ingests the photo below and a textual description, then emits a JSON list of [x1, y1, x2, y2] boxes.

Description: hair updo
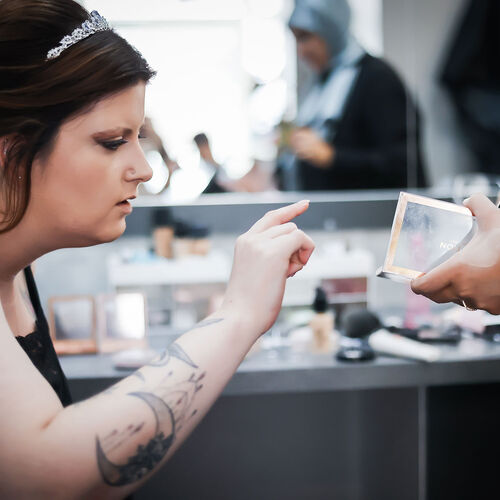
[[0, 0, 155, 233]]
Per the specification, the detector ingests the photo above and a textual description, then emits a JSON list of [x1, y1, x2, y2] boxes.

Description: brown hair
[[0, 0, 155, 233]]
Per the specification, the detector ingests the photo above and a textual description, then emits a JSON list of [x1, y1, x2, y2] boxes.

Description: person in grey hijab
[[289, 0, 351, 68], [279, 0, 427, 190]]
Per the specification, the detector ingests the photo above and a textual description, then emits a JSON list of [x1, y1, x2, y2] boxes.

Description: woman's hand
[[290, 128, 335, 168], [220, 200, 315, 336], [411, 194, 500, 314]]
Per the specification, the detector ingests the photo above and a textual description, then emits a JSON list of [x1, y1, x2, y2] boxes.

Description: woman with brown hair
[[0, 1, 315, 498]]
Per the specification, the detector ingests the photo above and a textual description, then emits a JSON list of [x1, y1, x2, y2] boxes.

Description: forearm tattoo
[[95, 318, 222, 487], [148, 341, 199, 369], [146, 318, 223, 368]]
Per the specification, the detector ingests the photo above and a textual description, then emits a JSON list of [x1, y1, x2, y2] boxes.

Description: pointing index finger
[[249, 200, 310, 233]]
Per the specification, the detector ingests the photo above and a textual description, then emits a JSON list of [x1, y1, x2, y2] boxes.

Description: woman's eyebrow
[[91, 127, 133, 140]]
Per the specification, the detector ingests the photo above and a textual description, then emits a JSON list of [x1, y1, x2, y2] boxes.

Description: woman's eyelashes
[[99, 134, 145, 151], [101, 138, 128, 151]]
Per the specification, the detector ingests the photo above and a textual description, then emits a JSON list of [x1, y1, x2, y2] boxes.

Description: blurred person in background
[[194, 133, 277, 194], [278, 0, 427, 191], [193, 133, 230, 193], [138, 117, 179, 195]]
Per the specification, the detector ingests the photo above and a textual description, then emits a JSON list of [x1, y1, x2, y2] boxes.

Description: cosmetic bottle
[[190, 225, 211, 256], [309, 287, 334, 353], [174, 221, 211, 258], [152, 208, 175, 259]]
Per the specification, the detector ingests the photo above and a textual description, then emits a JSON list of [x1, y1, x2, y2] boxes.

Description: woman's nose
[[125, 148, 153, 183]]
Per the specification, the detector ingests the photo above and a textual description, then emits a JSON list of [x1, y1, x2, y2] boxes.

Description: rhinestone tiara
[[46, 10, 110, 61]]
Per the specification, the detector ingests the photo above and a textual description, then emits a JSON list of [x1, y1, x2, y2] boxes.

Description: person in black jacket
[[282, 0, 427, 191]]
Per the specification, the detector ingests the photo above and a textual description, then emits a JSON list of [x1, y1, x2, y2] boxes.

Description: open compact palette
[[377, 192, 477, 283]]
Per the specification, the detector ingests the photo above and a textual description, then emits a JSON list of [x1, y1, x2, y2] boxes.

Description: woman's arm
[[0, 201, 314, 500]]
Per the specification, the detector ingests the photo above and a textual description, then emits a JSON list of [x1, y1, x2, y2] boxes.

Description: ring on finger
[[461, 299, 477, 312]]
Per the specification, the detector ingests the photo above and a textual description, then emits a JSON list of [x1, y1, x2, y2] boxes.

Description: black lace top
[[15, 267, 72, 407]]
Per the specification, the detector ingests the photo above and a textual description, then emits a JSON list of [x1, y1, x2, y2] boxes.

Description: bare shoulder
[[0, 296, 64, 497], [0, 292, 62, 418], [0, 293, 56, 398]]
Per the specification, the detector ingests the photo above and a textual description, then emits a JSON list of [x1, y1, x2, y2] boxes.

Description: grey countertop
[[60, 337, 500, 395]]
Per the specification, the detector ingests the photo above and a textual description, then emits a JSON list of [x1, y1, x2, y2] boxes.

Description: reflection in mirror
[[383, 0, 500, 192], [280, 0, 426, 192], [83, 0, 425, 202]]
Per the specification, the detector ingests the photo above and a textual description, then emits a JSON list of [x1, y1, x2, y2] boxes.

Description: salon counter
[[60, 339, 500, 500], [60, 337, 500, 394]]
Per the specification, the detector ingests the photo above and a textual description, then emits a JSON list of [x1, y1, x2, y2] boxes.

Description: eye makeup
[[100, 138, 128, 151], [92, 126, 146, 151]]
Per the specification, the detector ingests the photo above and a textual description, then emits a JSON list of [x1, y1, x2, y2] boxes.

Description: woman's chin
[[107, 222, 127, 242], [92, 221, 127, 245], [60, 218, 127, 248]]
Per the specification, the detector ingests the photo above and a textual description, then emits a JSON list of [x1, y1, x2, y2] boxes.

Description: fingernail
[[463, 197, 471, 204], [299, 199, 310, 205]]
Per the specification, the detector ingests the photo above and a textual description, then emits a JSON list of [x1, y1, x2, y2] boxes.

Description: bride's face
[[27, 82, 152, 247]]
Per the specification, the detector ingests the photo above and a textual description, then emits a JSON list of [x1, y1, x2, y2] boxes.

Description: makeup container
[[377, 192, 476, 282], [190, 225, 212, 256], [152, 208, 175, 259], [174, 221, 212, 258], [309, 287, 335, 353]]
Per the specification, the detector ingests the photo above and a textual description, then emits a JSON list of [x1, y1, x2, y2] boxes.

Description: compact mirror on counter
[[49, 293, 148, 355], [49, 295, 97, 355]]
